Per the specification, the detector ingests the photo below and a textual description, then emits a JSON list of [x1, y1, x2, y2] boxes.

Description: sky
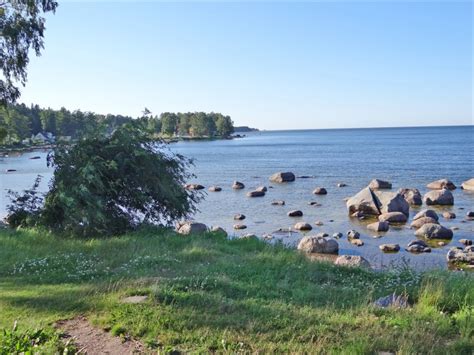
[[19, 1, 473, 130]]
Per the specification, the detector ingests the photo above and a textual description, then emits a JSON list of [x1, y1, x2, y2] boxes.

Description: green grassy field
[[0, 227, 472, 353]]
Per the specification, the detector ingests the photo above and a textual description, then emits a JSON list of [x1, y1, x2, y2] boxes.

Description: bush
[[7, 123, 200, 236]]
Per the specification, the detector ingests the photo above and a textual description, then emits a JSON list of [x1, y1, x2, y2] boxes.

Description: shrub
[[7, 123, 200, 236]]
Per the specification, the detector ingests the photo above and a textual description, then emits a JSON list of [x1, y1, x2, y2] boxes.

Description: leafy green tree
[[32, 123, 200, 236], [215, 114, 234, 137], [0, 0, 58, 106], [40, 108, 57, 135], [0, 125, 7, 143], [160, 112, 178, 136]]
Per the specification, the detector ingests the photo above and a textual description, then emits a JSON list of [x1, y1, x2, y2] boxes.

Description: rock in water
[[294, 222, 313, 231], [271, 200, 285, 206], [351, 239, 364, 246], [446, 247, 474, 265], [414, 223, 453, 239], [410, 217, 439, 229], [398, 188, 422, 205], [210, 226, 227, 236], [176, 221, 208, 235], [313, 187, 327, 195], [459, 239, 472, 246], [367, 221, 390, 232], [423, 189, 454, 205], [234, 214, 246, 220], [426, 178, 457, 190], [232, 181, 245, 189], [288, 210, 303, 217], [184, 183, 205, 190], [247, 190, 265, 197], [233, 224, 247, 230], [413, 209, 439, 221], [379, 244, 400, 252], [297, 234, 339, 254], [378, 212, 408, 224], [334, 255, 370, 268], [346, 187, 381, 216], [442, 211, 456, 219], [208, 186, 222, 192], [368, 179, 392, 189], [347, 230, 360, 239], [256, 186, 268, 192], [346, 187, 409, 217], [461, 178, 474, 191], [269, 172, 296, 183]]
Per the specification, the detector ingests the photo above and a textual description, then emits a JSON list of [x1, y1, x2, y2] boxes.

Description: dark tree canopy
[[0, 0, 58, 106]]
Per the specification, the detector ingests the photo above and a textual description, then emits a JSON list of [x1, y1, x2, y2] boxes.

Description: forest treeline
[[0, 104, 235, 144]]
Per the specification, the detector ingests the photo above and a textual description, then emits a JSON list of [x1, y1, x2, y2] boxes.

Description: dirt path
[[57, 316, 144, 354]]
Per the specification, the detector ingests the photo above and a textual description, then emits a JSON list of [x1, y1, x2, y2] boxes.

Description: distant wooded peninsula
[[0, 103, 256, 147]]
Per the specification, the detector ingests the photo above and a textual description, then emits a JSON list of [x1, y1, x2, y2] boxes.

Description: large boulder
[[398, 188, 422, 206], [426, 179, 456, 190], [378, 212, 408, 224], [367, 221, 390, 232], [415, 223, 453, 239], [446, 247, 474, 265], [368, 179, 392, 189], [461, 178, 474, 191], [334, 255, 370, 268], [413, 209, 439, 221], [423, 189, 454, 205], [410, 217, 438, 229], [269, 172, 295, 183], [176, 221, 208, 235], [297, 234, 339, 254], [346, 187, 381, 216], [346, 187, 409, 217]]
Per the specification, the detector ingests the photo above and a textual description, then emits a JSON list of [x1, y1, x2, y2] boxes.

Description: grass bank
[[0, 227, 472, 353]]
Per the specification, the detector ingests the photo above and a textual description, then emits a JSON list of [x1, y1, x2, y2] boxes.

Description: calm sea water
[[1, 126, 473, 270]]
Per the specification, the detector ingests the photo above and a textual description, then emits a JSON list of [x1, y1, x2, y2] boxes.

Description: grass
[[0, 226, 472, 353]]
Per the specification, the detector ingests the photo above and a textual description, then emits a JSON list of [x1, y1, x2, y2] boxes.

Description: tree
[[215, 114, 234, 137], [160, 112, 177, 136], [40, 108, 57, 134], [24, 123, 199, 236], [0, 0, 58, 106]]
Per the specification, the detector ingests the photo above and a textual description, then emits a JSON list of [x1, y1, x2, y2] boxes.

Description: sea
[[1, 125, 473, 270]]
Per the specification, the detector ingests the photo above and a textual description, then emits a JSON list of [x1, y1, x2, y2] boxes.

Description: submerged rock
[[234, 214, 246, 220], [461, 178, 474, 191], [297, 234, 339, 254], [337, 183, 347, 187], [176, 221, 208, 235], [367, 221, 390, 232], [314, 221, 324, 226], [232, 181, 245, 189], [413, 209, 439, 221], [368, 179, 392, 189], [269, 172, 295, 183], [423, 189, 454, 205], [233, 224, 247, 230], [398, 188, 422, 206], [271, 200, 285, 206], [442, 211, 456, 219], [426, 178, 456, 190], [335, 255, 370, 268], [414, 223, 453, 239]]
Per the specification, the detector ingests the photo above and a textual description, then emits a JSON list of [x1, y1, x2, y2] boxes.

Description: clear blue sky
[[19, 1, 472, 130]]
